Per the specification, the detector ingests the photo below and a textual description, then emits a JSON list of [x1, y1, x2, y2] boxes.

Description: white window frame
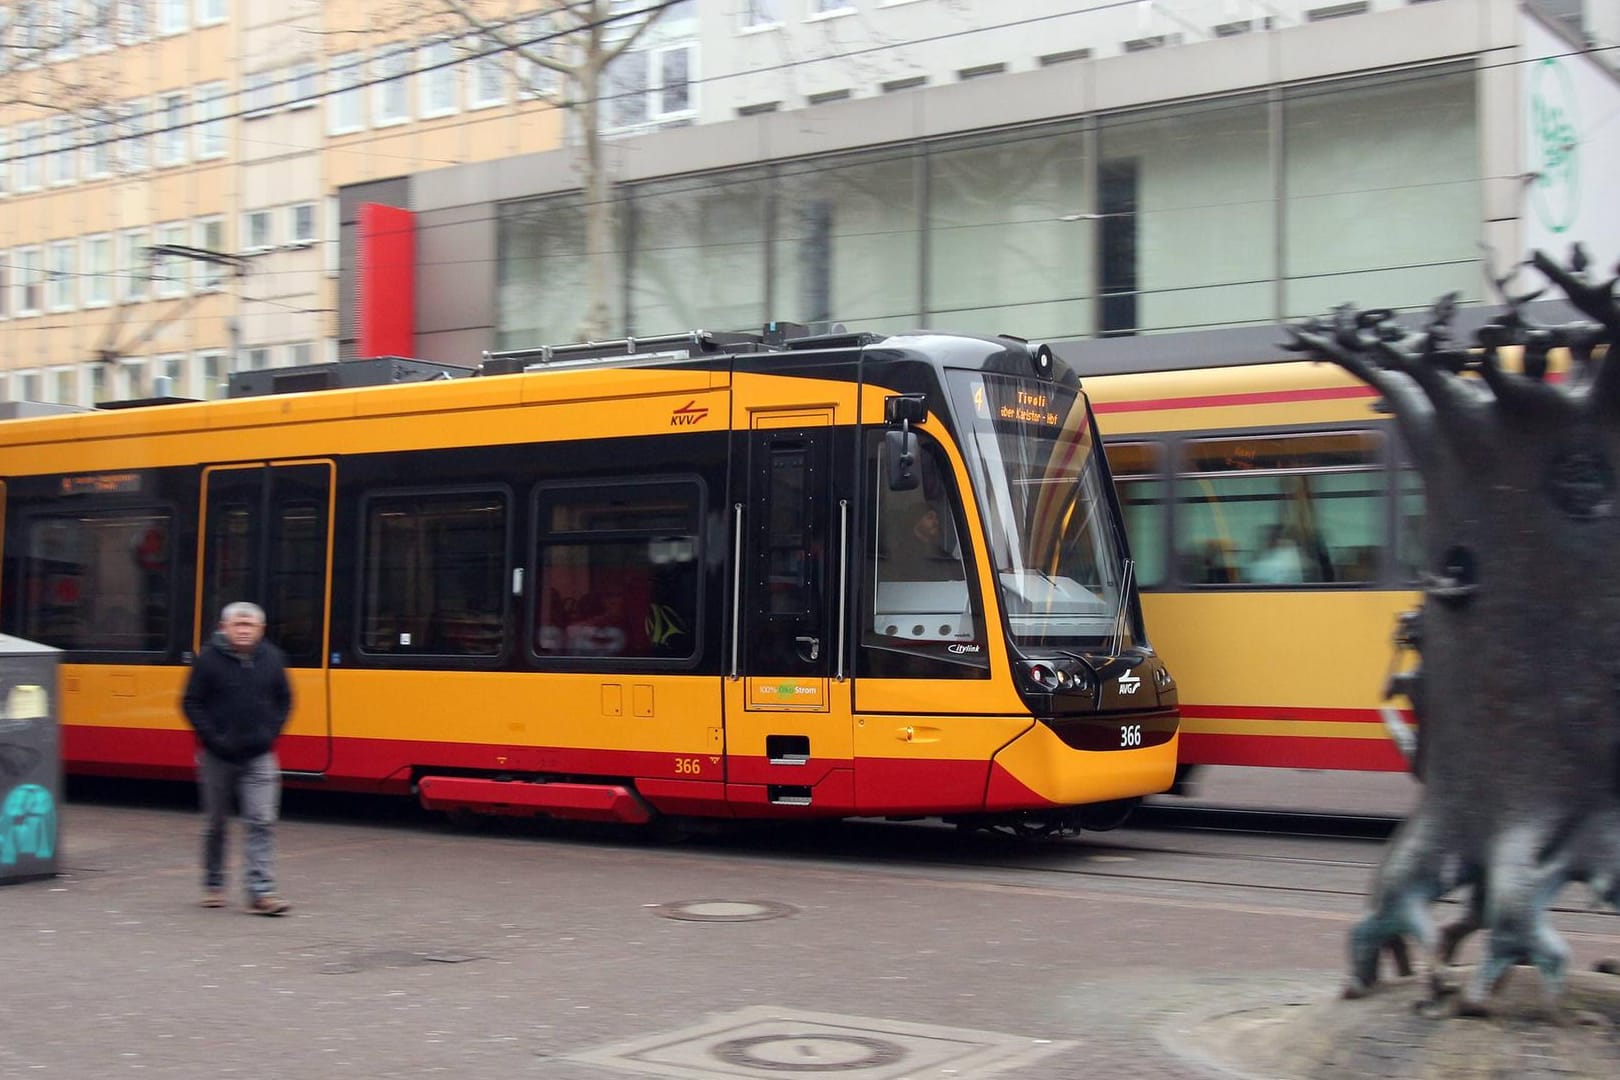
[[157, 0, 186, 36], [16, 123, 42, 191], [85, 0, 117, 53], [83, 108, 116, 178], [84, 233, 114, 307], [289, 61, 320, 110], [288, 203, 317, 246], [0, 250, 9, 319], [16, 247, 45, 316], [49, 116, 76, 187], [117, 0, 150, 45], [49, 366, 81, 407], [196, 216, 225, 289], [246, 346, 272, 371], [742, 1, 780, 30], [468, 34, 507, 110], [119, 98, 148, 173], [117, 357, 147, 400], [196, 81, 228, 159], [152, 352, 184, 396], [119, 229, 149, 302], [47, 240, 77, 312], [17, 370, 43, 403], [243, 70, 277, 119], [157, 90, 188, 166], [154, 222, 188, 298], [420, 39, 460, 117], [328, 51, 365, 135], [374, 45, 413, 126], [516, 16, 556, 100], [289, 342, 315, 368], [0, 129, 9, 196], [652, 43, 696, 120], [195, 349, 227, 399], [245, 209, 274, 252], [196, 0, 226, 27]]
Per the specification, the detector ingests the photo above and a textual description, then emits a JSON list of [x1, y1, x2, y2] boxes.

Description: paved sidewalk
[[2, 794, 1368, 1080]]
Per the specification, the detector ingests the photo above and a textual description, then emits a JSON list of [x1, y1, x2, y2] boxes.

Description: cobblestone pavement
[[3, 770, 1610, 1080]]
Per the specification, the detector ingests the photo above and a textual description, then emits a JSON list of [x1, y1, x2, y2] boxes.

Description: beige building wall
[[1, 1, 567, 405]]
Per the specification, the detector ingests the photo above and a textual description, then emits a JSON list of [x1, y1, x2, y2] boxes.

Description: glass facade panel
[[928, 126, 1090, 338], [498, 195, 622, 350], [629, 171, 768, 336], [1283, 65, 1480, 318], [1100, 96, 1273, 334], [772, 150, 921, 330]]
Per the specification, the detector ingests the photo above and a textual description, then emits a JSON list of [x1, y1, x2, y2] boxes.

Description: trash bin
[[0, 635, 61, 885]]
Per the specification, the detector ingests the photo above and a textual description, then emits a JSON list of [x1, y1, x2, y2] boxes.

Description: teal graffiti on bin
[[1, 783, 57, 866]]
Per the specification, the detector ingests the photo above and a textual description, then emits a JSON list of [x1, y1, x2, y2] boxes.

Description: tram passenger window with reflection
[[1174, 431, 1386, 588]]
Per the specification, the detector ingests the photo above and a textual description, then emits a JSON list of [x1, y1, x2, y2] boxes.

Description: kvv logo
[[1528, 57, 1580, 234]]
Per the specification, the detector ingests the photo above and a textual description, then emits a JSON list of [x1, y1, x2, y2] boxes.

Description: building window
[[743, 1, 779, 29], [117, 357, 147, 399], [245, 210, 273, 251], [18, 371, 42, 401], [197, 0, 226, 26], [157, 91, 188, 165], [49, 367, 78, 406], [118, 0, 150, 45], [0, 129, 9, 196], [84, 234, 114, 307], [157, 0, 185, 34], [154, 222, 189, 298], [16, 247, 44, 316], [196, 217, 226, 288], [196, 350, 227, 399], [15, 123, 42, 191], [289, 342, 315, 367], [152, 352, 183, 396], [85, 0, 117, 52], [118, 99, 148, 173], [289, 61, 320, 109], [421, 39, 459, 116], [196, 82, 228, 158], [361, 490, 509, 658], [246, 347, 271, 370], [83, 108, 116, 177], [288, 203, 317, 244], [47, 241, 76, 311], [0, 254, 9, 319], [469, 35, 507, 109], [49, 116, 76, 186], [244, 71, 277, 118], [517, 16, 556, 99], [120, 230, 149, 302], [374, 45, 413, 125], [329, 52, 365, 134]]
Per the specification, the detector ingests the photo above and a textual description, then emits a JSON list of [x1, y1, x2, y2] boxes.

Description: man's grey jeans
[[197, 750, 280, 898]]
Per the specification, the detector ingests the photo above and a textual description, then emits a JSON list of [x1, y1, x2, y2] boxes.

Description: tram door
[[196, 461, 334, 774], [724, 409, 853, 806]]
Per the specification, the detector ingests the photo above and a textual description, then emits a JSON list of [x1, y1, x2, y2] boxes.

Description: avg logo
[[671, 400, 710, 426]]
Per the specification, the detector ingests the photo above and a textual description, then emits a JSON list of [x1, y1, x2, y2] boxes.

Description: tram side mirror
[[885, 429, 920, 491]]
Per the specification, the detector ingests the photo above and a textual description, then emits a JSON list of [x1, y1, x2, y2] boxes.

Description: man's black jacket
[[181, 634, 294, 764]]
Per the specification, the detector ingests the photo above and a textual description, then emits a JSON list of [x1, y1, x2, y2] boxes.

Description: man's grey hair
[[221, 601, 266, 624]]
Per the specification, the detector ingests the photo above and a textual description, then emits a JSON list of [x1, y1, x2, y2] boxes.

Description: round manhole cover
[[712, 1033, 907, 1072], [654, 899, 798, 922]]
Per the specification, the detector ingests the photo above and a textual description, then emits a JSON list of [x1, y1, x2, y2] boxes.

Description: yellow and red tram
[[0, 328, 1177, 829], [1086, 358, 1421, 773]]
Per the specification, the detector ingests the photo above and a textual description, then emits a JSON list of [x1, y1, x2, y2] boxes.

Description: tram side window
[[1103, 440, 1167, 589], [1395, 467, 1425, 584], [360, 491, 508, 657], [21, 510, 172, 651], [862, 431, 988, 675], [1177, 431, 1385, 587], [268, 503, 325, 664], [533, 480, 701, 662]]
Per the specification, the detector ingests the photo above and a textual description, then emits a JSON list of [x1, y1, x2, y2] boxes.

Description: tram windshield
[[948, 371, 1131, 648]]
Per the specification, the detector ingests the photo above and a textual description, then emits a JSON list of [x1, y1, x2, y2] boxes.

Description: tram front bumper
[[984, 709, 1179, 810]]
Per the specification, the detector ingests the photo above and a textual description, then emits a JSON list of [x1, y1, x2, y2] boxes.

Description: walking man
[[181, 601, 294, 915]]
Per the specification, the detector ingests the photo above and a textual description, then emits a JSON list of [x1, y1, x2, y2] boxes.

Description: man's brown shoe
[[200, 890, 225, 908], [248, 895, 291, 916]]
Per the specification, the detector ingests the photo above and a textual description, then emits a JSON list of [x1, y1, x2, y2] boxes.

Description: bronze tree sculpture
[[1284, 248, 1620, 1013]]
